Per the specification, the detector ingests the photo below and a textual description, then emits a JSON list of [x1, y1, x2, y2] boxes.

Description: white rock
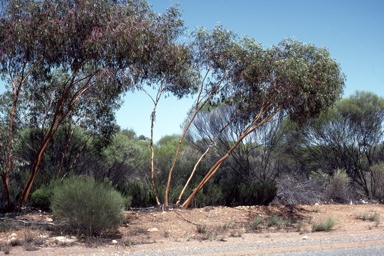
[[51, 236, 77, 246], [302, 236, 309, 240], [111, 240, 118, 244], [9, 233, 18, 238], [147, 227, 158, 232], [8, 236, 18, 245], [7, 233, 18, 244]]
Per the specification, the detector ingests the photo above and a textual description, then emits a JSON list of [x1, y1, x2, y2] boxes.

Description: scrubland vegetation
[[0, 0, 383, 245]]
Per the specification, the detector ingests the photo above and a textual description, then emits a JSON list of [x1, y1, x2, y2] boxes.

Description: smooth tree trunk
[[18, 67, 94, 206], [175, 113, 236, 205], [182, 103, 279, 208], [19, 111, 66, 206], [164, 72, 227, 206], [146, 86, 164, 206]]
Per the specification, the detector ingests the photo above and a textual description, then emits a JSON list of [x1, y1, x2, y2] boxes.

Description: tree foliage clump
[[51, 176, 124, 236]]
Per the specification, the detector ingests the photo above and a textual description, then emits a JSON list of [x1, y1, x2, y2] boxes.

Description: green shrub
[[30, 185, 53, 211], [245, 182, 278, 205], [312, 217, 335, 232], [123, 195, 133, 210], [51, 175, 125, 236], [266, 215, 285, 229], [194, 181, 224, 207], [223, 181, 278, 206], [30, 179, 62, 212], [116, 181, 156, 208]]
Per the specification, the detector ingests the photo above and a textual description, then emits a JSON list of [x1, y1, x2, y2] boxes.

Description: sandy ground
[[1, 204, 384, 255]]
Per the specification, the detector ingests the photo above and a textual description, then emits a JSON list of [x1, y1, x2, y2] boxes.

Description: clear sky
[[117, 0, 384, 142]]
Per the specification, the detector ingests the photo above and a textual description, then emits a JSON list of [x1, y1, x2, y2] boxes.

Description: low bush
[[370, 163, 384, 201], [266, 215, 285, 229], [356, 211, 381, 227], [222, 181, 278, 206], [312, 217, 335, 232], [51, 175, 125, 236], [273, 173, 326, 205], [250, 216, 263, 230], [196, 224, 207, 234], [30, 185, 53, 211], [325, 169, 350, 203], [116, 181, 156, 208]]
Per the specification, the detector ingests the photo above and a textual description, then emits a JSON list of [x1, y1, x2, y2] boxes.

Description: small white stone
[[147, 227, 158, 232], [302, 235, 309, 240], [112, 240, 118, 244], [9, 233, 18, 238]]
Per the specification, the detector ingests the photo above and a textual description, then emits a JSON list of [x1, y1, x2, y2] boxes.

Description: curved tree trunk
[[182, 103, 278, 208], [19, 141, 50, 206], [18, 111, 64, 206], [175, 113, 236, 205], [164, 72, 227, 206], [18, 67, 95, 206]]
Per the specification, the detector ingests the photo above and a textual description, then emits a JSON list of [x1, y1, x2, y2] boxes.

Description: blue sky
[[116, 0, 384, 142]]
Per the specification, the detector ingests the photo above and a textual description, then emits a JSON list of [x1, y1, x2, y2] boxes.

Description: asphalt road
[[130, 244, 384, 256], [129, 233, 384, 256], [268, 244, 384, 256]]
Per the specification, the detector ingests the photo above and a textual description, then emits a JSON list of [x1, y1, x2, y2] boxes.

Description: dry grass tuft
[[312, 217, 335, 232]]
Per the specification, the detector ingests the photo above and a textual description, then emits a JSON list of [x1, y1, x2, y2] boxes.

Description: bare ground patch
[[1, 204, 384, 255]]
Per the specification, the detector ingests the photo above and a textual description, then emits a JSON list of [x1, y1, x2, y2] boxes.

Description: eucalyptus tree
[[168, 27, 345, 208], [0, 0, 188, 207], [300, 91, 384, 198]]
